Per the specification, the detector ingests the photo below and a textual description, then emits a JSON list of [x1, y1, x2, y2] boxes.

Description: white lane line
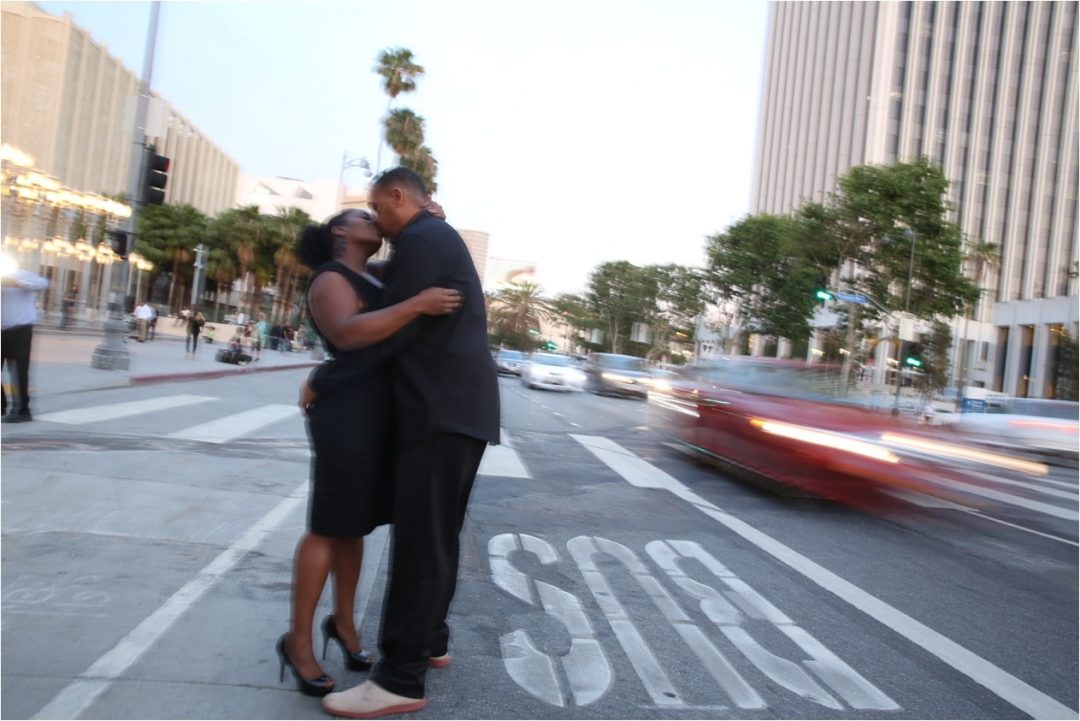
[[891, 491, 1079, 547], [962, 470, 1080, 501], [570, 434, 1077, 721], [36, 395, 217, 424], [479, 444, 531, 479], [924, 477, 1078, 521], [168, 404, 298, 444], [569, 422, 582, 428], [31, 481, 308, 720]]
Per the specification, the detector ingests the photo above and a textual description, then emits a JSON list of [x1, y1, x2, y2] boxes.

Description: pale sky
[[40, 0, 771, 295]]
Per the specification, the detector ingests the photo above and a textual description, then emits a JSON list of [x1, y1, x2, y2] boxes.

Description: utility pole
[[91, 1, 161, 370]]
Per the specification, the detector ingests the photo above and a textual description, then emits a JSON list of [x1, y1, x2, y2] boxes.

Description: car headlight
[[602, 372, 630, 382], [651, 379, 672, 392]]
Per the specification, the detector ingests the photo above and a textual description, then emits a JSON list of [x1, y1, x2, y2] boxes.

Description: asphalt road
[[1, 372, 1076, 719]]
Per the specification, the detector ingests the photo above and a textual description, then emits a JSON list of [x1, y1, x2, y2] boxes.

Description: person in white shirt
[[1, 266, 49, 423], [134, 300, 153, 342]]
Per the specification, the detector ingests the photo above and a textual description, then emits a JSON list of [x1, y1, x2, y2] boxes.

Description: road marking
[[893, 491, 1079, 547], [922, 476, 1078, 521], [479, 444, 531, 478], [167, 404, 298, 444], [962, 470, 1079, 501], [31, 481, 308, 720], [569, 422, 581, 428], [36, 395, 216, 424], [570, 434, 1077, 721]]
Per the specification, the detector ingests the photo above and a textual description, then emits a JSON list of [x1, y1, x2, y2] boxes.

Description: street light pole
[[337, 151, 371, 210], [91, 1, 161, 370]]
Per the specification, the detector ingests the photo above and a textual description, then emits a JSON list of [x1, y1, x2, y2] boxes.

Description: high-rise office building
[[753, 1, 1077, 399], [458, 228, 490, 286]]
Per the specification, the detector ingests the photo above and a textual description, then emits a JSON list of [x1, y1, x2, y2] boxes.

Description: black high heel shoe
[[276, 633, 335, 697], [321, 615, 375, 671]]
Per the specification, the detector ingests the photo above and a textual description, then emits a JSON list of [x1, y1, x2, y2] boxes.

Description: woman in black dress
[[279, 208, 461, 697]]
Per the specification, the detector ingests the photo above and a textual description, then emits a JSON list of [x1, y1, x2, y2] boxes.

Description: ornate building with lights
[[1, 1, 240, 324]]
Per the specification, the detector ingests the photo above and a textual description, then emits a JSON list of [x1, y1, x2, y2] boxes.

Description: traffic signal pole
[[91, 1, 161, 370]]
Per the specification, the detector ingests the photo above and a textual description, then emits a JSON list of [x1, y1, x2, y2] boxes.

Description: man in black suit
[[312, 168, 500, 718]]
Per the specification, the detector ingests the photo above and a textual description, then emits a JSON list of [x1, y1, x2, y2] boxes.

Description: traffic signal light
[[814, 271, 832, 302], [905, 342, 924, 368], [107, 229, 129, 258], [141, 148, 170, 205]]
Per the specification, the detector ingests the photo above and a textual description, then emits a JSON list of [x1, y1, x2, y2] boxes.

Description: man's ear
[[391, 187, 407, 206]]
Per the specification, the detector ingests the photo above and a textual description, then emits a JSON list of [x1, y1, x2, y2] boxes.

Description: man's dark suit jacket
[[309, 211, 500, 450]]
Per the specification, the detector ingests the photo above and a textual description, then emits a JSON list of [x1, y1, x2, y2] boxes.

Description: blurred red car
[[648, 358, 1037, 510]]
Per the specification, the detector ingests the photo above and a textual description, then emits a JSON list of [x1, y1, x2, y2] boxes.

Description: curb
[[129, 361, 320, 385]]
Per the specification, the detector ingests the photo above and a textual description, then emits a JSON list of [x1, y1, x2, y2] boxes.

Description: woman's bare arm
[[307, 272, 460, 350]]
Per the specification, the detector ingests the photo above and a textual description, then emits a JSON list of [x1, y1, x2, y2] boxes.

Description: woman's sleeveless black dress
[[305, 261, 393, 537]]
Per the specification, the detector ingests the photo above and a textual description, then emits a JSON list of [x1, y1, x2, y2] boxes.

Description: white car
[[954, 398, 1079, 454], [521, 353, 586, 392]]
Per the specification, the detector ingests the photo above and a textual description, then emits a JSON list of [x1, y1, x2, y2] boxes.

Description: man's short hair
[[371, 167, 429, 200]]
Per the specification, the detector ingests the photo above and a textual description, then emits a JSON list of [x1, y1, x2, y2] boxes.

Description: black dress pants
[[372, 433, 487, 699], [1, 324, 33, 415]]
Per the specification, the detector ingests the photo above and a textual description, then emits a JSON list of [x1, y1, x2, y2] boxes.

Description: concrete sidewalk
[[18, 323, 320, 398]]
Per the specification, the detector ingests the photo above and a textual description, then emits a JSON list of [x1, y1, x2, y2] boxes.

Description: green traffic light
[[815, 289, 833, 301], [905, 357, 922, 367]]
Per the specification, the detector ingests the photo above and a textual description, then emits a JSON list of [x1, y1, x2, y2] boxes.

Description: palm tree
[[375, 48, 425, 98], [400, 145, 438, 194], [374, 48, 425, 171], [213, 205, 273, 317], [269, 207, 313, 323], [489, 281, 552, 349], [384, 109, 426, 160]]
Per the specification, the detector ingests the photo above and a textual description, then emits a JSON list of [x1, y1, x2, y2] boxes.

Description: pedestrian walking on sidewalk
[[148, 304, 159, 340], [1, 264, 49, 423], [61, 285, 78, 329], [305, 168, 499, 719], [185, 308, 206, 355], [275, 207, 462, 700]]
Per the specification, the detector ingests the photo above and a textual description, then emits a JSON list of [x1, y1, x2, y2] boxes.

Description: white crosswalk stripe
[[167, 404, 299, 444], [36, 395, 217, 424]]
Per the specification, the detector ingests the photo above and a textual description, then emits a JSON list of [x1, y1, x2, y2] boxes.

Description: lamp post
[[92, 0, 160, 370], [338, 151, 371, 210]]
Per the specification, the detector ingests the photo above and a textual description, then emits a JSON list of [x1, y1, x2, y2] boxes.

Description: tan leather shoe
[[322, 680, 427, 719], [428, 653, 451, 669]]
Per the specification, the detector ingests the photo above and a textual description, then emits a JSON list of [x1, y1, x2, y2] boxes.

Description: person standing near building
[[134, 300, 153, 342], [1, 263, 49, 423], [61, 284, 78, 329], [148, 303, 159, 340]]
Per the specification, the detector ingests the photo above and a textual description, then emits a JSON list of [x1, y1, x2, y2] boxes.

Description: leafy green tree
[[549, 292, 597, 353], [827, 158, 980, 322], [586, 261, 659, 354], [704, 213, 822, 343], [914, 320, 953, 397], [1053, 333, 1079, 401], [646, 264, 710, 360], [135, 203, 209, 312]]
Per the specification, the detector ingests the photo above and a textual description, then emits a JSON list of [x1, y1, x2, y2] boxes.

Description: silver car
[[494, 349, 527, 376]]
